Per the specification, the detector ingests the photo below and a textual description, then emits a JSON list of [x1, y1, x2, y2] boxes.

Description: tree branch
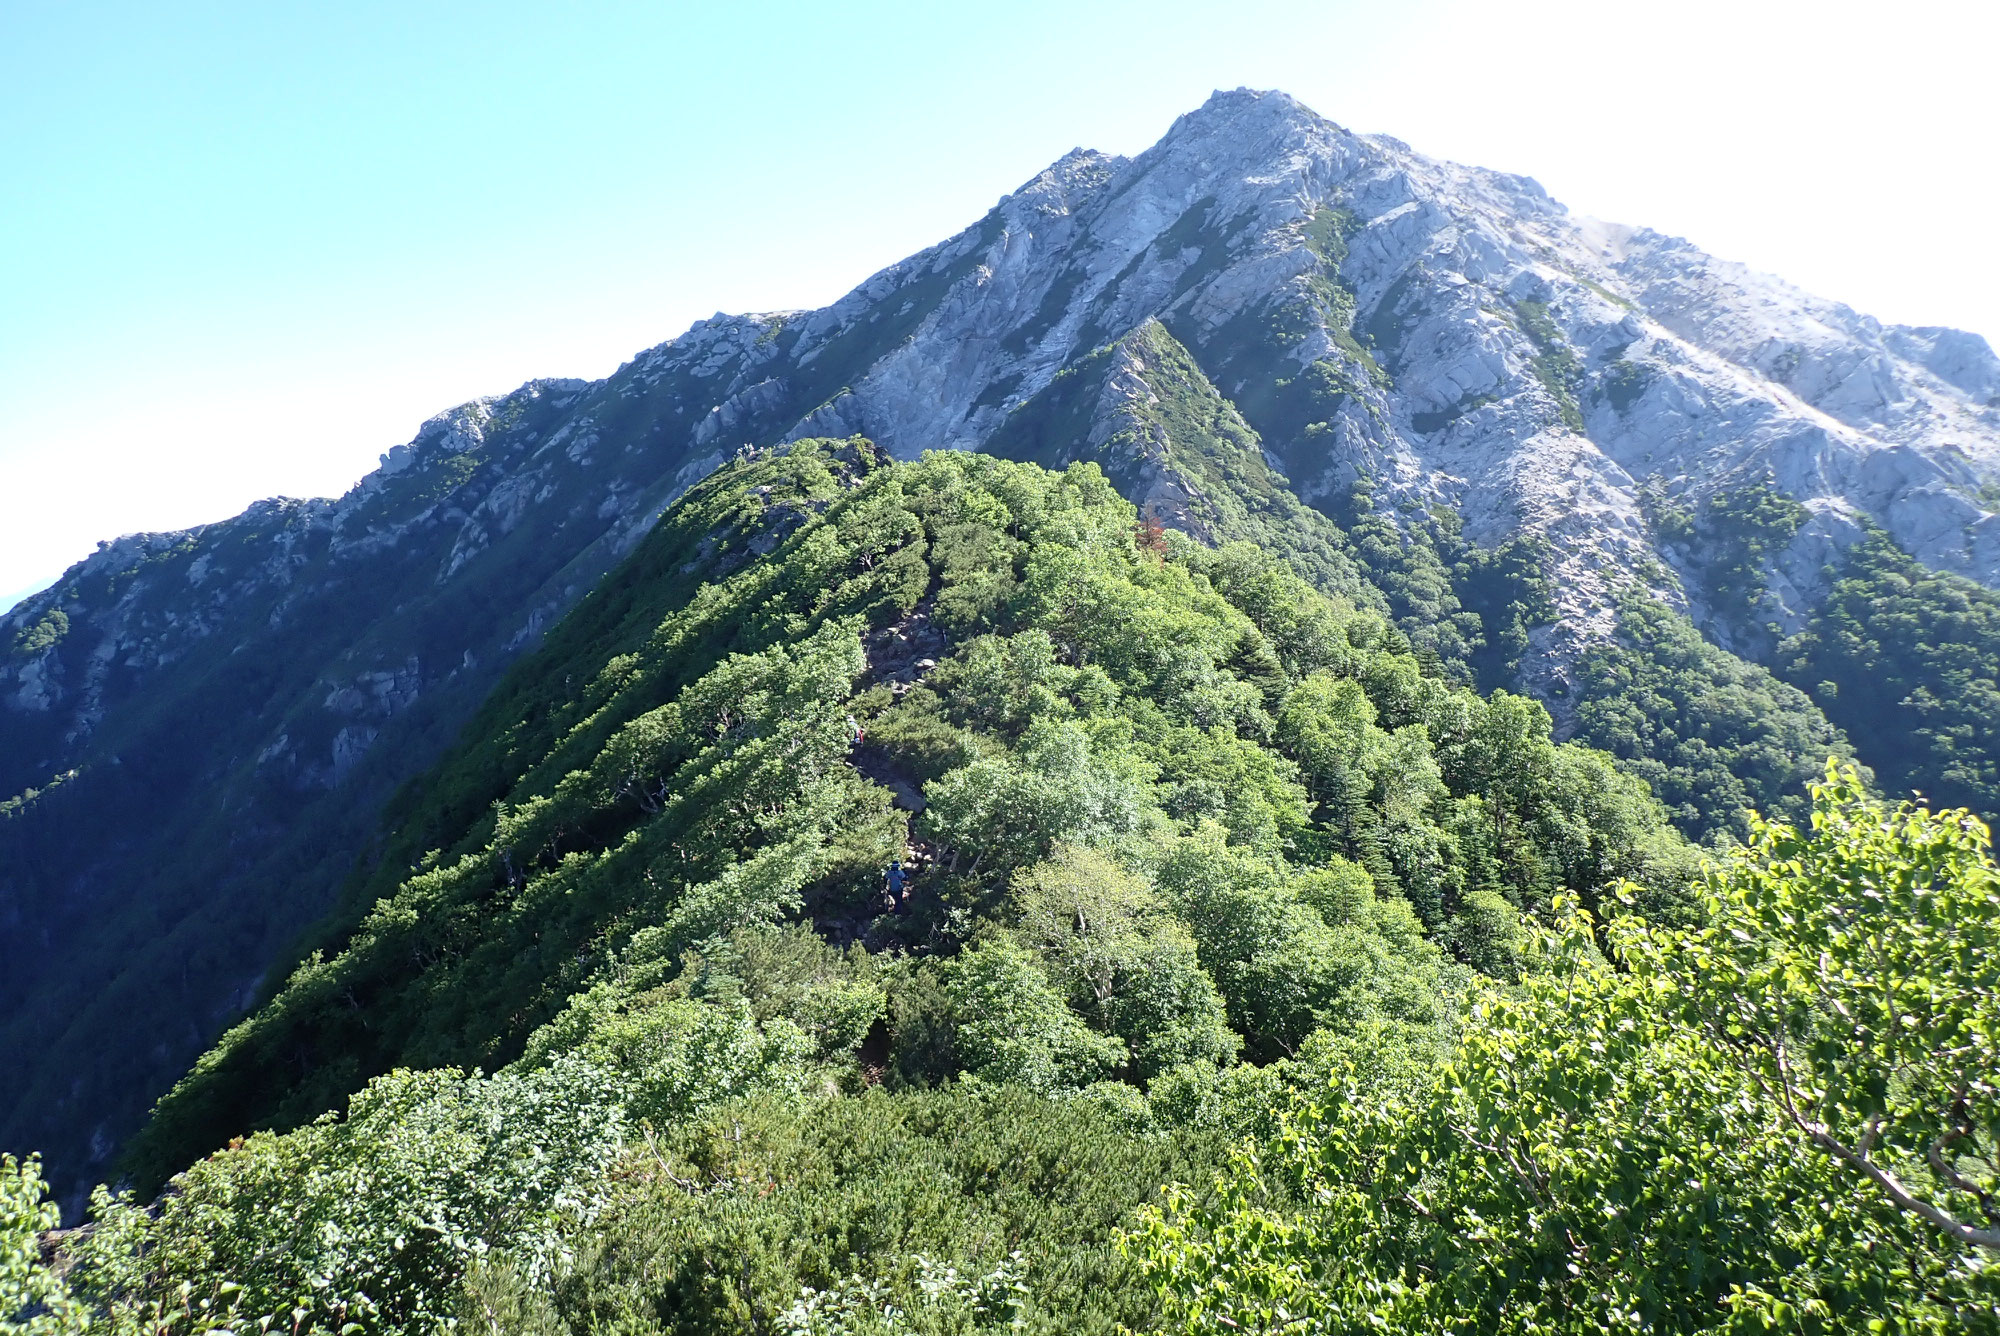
[[1805, 1123, 2000, 1252]]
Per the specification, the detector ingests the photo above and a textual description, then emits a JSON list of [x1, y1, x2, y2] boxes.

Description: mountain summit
[[705, 86, 1997, 650], [4, 87, 1997, 1204]]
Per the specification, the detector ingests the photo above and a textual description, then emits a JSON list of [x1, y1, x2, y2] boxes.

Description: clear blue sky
[[4, 0, 1994, 609]]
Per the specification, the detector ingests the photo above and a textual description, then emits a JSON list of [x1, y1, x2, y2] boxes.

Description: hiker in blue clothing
[[883, 859, 908, 911]]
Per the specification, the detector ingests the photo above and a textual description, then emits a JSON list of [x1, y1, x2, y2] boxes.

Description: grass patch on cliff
[[1511, 300, 1585, 432]]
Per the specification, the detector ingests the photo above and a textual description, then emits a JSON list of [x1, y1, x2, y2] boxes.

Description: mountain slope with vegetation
[[1777, 532, 2000, 817], [8, 441, 1995, 1334], [6, 84, 2000, 1216], [128, 438, 1694, 1185], [1568, 592, 1858, 843]]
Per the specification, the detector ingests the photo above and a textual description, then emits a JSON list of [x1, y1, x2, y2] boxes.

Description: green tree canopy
[[1130, 767, 2000, 1333]]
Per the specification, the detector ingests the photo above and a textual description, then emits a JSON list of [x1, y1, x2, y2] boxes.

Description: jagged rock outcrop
[[5, 86, 1996, 1206]]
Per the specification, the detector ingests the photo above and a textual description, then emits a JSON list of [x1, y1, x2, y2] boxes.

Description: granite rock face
[[633, 88, 1998, 661], [729, 90, 1997, 656], [5, 86, 1996, 1204]]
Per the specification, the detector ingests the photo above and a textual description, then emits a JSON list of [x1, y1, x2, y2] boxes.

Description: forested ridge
[[6, 440, 1999, 1334]]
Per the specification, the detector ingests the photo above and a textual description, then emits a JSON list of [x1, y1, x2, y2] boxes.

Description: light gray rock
[[711, 88, 2000, 652]]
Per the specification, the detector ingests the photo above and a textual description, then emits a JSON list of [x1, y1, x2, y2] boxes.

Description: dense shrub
[[1130, 770, 2000, 1333]]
